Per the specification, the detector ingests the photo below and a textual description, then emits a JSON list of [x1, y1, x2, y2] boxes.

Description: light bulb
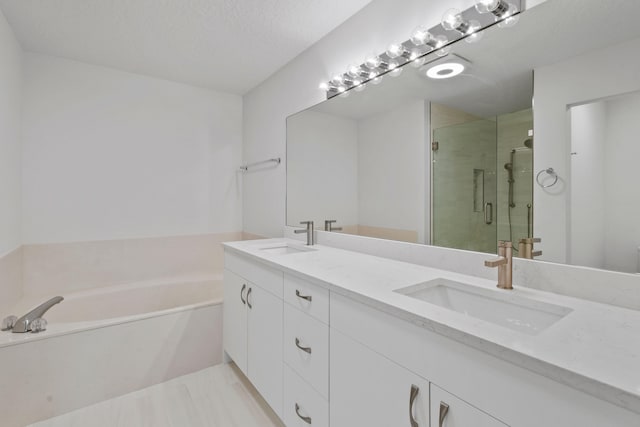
[[441, 8, 466, 32], [409, 49, 425, 68], [365, 53, 382, 69], [390, 66, 403, 77], [347, 64, 362, 78], [386, 43, 405, 59], [332, 74, 345, 84], [497, 3, 520, 28], [410, 26, 432, 46], [436, 46, 451, 57], [368, 70, 378, 80], [475, 0, 501, 14], [465, 20, 484, 43], [319, 82, 330, 91], [337, 85, 346, 93], [411, 56, 426, 68], [435, 35, 448, 48]]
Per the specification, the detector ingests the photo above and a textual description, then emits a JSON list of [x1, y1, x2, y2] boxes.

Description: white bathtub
[[0, 277, 224, 427]]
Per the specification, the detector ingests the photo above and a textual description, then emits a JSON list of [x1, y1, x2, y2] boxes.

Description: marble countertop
[[224, 238, 640, 415]]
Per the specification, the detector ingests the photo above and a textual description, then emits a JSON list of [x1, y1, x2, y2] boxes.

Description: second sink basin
[[395, 279, 572, 335], [259, 243, 316, 255]]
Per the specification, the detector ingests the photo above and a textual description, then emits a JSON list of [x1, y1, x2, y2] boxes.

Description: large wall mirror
[[287, 0, 640, 275]]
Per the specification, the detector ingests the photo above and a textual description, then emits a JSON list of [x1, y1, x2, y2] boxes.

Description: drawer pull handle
[[296, 290, 312, 302], [295, 337, 312, 354], [247, 287, 253, 309], [409, 384, 419, 427], [439, 401, 449, 427], [240, 284, 247, 305], [295, 403, 312, 424]]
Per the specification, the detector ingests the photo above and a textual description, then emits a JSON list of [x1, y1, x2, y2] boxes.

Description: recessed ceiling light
[[425, 62, 465, 79]]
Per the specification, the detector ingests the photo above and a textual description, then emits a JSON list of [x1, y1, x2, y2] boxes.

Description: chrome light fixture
[[441, 8, 484, 43], [475, 0, 520, 28], [319, 0, 523, 98]]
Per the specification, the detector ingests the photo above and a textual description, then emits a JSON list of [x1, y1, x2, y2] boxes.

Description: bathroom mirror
[[287, 0, 640, 274]]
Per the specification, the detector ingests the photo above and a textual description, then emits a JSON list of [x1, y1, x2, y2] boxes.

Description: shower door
[[431, 119, 498, 254]]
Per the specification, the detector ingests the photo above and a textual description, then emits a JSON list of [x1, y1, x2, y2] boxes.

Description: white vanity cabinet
[[223, 245, 640, 427], [223, 253, 284, 417], [330, 328, 430, 427], [430, 384, 508, 427], [282, 273, 330, 427]]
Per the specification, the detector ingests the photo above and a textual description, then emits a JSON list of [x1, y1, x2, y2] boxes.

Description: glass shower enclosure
[[431, 107, 533, 256]]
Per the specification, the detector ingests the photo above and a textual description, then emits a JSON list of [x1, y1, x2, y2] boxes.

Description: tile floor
[[29, 363, 284, 427]]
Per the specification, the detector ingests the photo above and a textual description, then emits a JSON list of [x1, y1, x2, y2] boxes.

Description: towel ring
[[536, 168, 558, 188]]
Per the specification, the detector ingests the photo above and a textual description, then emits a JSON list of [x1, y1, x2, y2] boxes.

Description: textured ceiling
[[0, 0, 372, 94]]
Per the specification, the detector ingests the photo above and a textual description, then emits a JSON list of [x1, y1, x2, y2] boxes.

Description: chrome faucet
[[294, 221, 315, 245], [484, 241, 513, 290], [7, 296, 64, 333], [324, 220, 342, 232]]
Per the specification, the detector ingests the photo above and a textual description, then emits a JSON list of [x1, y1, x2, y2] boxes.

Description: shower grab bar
[[484, 202, 493, 225], [239, 157, 281, 172]]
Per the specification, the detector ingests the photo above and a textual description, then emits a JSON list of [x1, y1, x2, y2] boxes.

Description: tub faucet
[[484, 241, 513, 290], [294, 221, 315, 245], [10, 296, 64, 333]]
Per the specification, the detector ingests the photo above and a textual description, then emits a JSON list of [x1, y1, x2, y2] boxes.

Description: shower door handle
[[484, 202, 493, 225]]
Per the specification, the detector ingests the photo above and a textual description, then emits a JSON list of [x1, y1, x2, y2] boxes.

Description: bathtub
[[0, 277, 224, 427]]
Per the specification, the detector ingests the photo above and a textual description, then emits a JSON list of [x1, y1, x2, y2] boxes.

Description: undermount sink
[[259, 243, 316, 255], [395, 278, 572, 335]]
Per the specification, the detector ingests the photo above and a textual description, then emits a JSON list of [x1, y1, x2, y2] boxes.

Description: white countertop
[[224, 238, 640, 415]]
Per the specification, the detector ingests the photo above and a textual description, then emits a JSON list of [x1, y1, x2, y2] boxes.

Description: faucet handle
[[484, 258, 508, 268], [30, 318, 48, 333], [300, 221, 313, 226], [1, 315, 18, 331]]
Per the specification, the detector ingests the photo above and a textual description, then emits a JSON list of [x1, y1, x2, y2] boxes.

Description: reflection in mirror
[[569, 90, 640, 274], [431, 104, 533, 254], [287, 0, 640, 274]]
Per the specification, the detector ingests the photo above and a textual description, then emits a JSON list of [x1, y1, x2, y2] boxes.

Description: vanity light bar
[[320, 0, 523, 99]]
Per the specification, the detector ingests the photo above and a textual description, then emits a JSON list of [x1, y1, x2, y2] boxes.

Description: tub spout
[[12, 296, 64, 333]]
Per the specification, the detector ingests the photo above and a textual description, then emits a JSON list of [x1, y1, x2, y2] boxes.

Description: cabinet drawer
[[431, 384, 509, 427], [284, 274, 329, 324], [284, 365, 329, 427], [225, 250, 283, 298], [284, 304, 329, 398]]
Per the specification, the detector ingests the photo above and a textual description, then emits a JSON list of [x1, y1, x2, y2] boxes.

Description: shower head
[[524, 138, 533, 149]]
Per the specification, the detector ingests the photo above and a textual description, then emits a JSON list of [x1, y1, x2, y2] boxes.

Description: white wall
[[569, 102, 606, 269], [22, 54, 243, 244], [242, 0, 479, 237], [286, 110, 358, 227], [534, 36, 640, 263], [357, 100, 428, 242], [0, 9, 22, 255]]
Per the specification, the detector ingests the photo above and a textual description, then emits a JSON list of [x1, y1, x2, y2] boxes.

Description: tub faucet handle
[[1, 315, 18, 331], [30, 318, 48, 333]]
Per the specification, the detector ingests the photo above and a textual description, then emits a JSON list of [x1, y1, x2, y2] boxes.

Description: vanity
[[223, 239, 640, 427], [225, 0, 640, 425]]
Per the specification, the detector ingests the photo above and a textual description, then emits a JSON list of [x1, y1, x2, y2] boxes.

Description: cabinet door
[[247, 283, 284, 418], [223, 269, 248, 374], [431, 384, 509, 427], [330, 329, 430, 427]]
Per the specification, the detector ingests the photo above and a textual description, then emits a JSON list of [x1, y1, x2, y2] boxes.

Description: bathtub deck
[[28, 363, 284, 427]]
